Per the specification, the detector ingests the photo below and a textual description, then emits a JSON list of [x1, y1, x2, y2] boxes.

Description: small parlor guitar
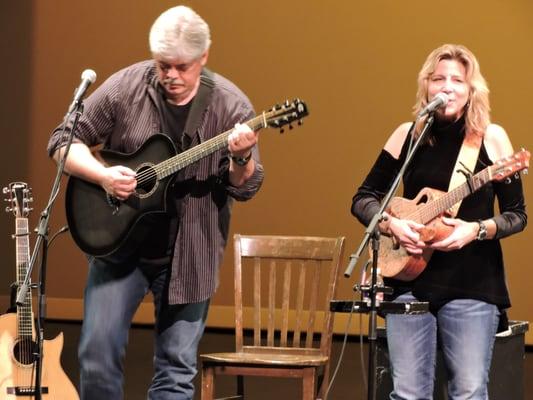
[[0, 182, 78, 399], [65, 99, 309, 259], [378, 149, 530, 281]]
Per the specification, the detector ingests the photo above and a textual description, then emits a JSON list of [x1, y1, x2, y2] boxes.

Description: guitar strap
[[446, 133, 482, 217], [182, 68, 215, 144]]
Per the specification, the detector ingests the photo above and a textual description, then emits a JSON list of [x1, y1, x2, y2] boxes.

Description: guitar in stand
[[0, 182, 79, 399]]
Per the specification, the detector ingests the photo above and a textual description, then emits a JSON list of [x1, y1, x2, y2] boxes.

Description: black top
[[352, 116, 527, 309], [136, 96, 192, 262], [160, 98, 193, 152]]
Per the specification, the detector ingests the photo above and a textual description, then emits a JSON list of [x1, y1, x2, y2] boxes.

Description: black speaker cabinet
[[375, 320, 529, 399]]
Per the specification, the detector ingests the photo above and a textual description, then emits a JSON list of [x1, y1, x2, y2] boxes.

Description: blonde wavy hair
[[414, 44, 491, 140]]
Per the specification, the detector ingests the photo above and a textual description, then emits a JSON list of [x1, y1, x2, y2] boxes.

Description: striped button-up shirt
[[48, 60, 264, 304]]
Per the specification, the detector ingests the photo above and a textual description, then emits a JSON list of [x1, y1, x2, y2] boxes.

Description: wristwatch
[[476, 220, 487, 241], [229, 152, 252, 166]]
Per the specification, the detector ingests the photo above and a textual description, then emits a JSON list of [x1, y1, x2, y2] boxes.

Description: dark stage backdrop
[[1, 0, 532, 343]]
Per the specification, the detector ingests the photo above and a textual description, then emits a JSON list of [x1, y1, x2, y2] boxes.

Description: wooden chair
[[200, 234, 345, 400]]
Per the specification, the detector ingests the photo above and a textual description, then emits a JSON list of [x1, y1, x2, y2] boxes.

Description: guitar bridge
[[7, 386, 49, 395]]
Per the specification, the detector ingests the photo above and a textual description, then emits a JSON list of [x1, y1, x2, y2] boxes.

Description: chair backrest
[[233, 234, 345, 358]]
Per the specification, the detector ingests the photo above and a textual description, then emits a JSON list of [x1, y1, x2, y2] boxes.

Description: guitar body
[[371, 149, 531, 281], [64, 99, 310, 258], [377, 187, 454, 281], [66, 134, 177, 258], [0, 313, 78, 399]]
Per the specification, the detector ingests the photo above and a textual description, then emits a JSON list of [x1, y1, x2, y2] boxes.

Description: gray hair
[[149, 6, 211, 61]]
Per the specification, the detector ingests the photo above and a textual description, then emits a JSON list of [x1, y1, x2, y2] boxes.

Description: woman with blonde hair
[[351, 44, 527, 399]]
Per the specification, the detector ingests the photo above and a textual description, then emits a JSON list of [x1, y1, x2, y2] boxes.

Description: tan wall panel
[[12, 0, 533, 343]]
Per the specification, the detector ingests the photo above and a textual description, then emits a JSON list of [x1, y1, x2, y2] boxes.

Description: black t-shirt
[[137, 98, 192, 262]]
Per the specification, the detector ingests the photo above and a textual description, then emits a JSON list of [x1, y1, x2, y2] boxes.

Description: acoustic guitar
[[0, 182, 79, 399], [65, 99, 309, 259], [378, 149, 530, 281]]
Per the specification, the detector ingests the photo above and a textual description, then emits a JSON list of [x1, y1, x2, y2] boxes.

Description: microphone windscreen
[[434, 92, 449, 105], [81, 69, 97, 83]]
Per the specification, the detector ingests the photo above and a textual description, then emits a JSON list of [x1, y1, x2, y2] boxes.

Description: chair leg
[[201, 364, 215, 400], [302, 367, 317, 400], [237, 375, 244, 398], [317, 364, 330, 400]]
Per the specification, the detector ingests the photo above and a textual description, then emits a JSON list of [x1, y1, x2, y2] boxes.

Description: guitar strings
[[16, 217, 33, 376], [133, 133, 231, 186], [132, 110, 277, 187], [133, 119, 256, 186], [405, 170, 489, 223]]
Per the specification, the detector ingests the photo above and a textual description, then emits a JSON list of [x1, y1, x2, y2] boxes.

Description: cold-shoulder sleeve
[[351, 150, 402, 226], [492, 174, 527, 239]]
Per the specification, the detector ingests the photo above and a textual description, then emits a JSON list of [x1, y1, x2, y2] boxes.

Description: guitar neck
[[15, 217, 33, 340], [415, 167, 491, 223], [154, 113, 268, 180]]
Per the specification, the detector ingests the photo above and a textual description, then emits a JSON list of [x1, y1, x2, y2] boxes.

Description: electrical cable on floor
[[322, 288, 363, 399]]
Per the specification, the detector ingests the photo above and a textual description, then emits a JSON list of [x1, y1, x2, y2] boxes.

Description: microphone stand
[[15, 104, 84, 398], [344, 113, 435, 400]]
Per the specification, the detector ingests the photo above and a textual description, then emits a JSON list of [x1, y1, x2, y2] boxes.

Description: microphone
[[417, 93, 449, 118], [68, 69, 97, 113]]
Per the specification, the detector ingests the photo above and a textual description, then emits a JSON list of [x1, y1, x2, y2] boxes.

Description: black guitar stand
[[340, 114, 436, 400], [14, 104, 84, 399]]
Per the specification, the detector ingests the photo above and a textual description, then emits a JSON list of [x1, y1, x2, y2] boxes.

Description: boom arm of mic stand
[[15, 105, 83, 306], [344, 115, 434, 278]]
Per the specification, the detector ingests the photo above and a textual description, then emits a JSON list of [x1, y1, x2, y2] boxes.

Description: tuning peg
[[288, 124, 293, 130], [298, 119, 303, 126], [5, 206, 12, 213], [2, 187, 8, 194]]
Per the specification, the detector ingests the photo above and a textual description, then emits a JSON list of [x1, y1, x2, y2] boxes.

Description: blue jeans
[[78, 256, 210, 400], [385, 293, 500, 400]]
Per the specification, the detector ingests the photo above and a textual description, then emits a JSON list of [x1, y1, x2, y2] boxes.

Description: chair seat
[[201, 352, 329, 367]]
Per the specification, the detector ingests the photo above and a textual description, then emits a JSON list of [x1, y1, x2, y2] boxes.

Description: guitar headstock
[[490, 148, 530, 182], [265, 99, 309, 133], [3, 182, 33, 218]]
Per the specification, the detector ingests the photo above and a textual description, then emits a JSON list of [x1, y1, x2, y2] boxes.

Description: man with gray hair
[[48, 5, 263, 399]]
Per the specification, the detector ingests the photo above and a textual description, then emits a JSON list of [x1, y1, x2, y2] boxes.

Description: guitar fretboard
[[410, 168, 491, 223], [152, 113, 268, 180], [15, 217, 33, 339]]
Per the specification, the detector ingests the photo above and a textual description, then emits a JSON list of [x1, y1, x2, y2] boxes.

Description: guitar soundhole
[[135, 164, 158, 198], [13, 338, 37, 365], [416, 194, 429, 205]]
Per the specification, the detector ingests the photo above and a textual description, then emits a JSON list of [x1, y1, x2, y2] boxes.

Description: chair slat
[[253, 257, 261, 346], [293, 260, 306, 347], [234, 235, 244, 352], [305, 260, 321, 348], [267, 259, 276, 347], [280, 260, 291, 347]]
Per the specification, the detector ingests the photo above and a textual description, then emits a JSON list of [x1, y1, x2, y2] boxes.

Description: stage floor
[[44, 320, 533, 399]]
